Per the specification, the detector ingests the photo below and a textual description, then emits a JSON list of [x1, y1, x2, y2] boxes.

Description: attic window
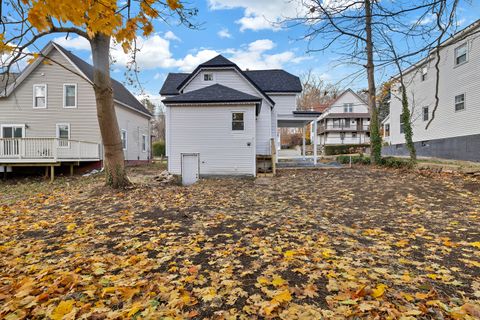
[[203, 73, 214, 81]]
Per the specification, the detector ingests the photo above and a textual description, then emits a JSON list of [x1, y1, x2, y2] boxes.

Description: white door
[[181, 153, 199, 186]]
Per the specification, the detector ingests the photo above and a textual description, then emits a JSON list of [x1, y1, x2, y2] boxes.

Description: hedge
[[152, 140, 165, 157], [324, 144, 369, 155], [336, 155, 414, 169]]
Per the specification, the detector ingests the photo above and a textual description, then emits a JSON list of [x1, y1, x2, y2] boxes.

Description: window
[[454, 44, 467, 66], [343, 103, 353, 113], [455, 94, 465, 111], [384, 124, 390, 137], [400, 114, 405, 134], [142, 134, 147, 152], [121, 130, 127, 150], [352, 132, 357, 138], [340, 132, 345, 140], [333, 119, 341, 128], [343, 119, 350, 128], [203, 73, 214, 81], [56, 123, 70, 148], [421, 67, 427, 81], [422, 106, 429, 121], [232, 112, 244, 131], [63, 84, 77, 108], [33, 84, 47, 108]]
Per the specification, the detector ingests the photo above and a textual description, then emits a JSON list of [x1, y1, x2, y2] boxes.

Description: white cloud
[[175, 49, 219, 72], [208, 0, 305, 31], [53, 35, 91, 50], [164, 31, 181, 42], [248, 39, 275, 52], [217, 28, 232, 39], [153, 72, 163, 80]]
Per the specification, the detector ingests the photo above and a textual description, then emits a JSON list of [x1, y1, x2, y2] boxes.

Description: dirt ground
[[0, 164, 479, 319]]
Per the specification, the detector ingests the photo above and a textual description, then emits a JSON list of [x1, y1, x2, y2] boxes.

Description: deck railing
[[0, 138, 100, 162], [318, 124, 370, 134]]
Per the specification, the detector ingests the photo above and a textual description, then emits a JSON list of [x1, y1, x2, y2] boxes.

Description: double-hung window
[[56, 123, 70, 148], [121, 130, 128, 150], [455, 94, 465, 111], [454, 44, 467, 66], [203, 73, 214, 81], [232, 112, 244, 131], [63, 84, 77, 108], [142, 134, 147, 152], [33, 84, 47, 108], [422, 106, 429, 121], [343, 103, 353, 113]]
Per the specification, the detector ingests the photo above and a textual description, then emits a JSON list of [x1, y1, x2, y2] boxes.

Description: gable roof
[[2, 42, 151, 117], [163, 84, 262, 104], [160, 73, 189, 95], [200, 55, 237, 68], [244, 70, 302, 93]]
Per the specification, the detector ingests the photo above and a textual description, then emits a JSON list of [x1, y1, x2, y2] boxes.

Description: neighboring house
[[381, 114, 391, 145], [0, 42, 151, 174], [384, 19, 480, 162], [160, 55, 315, 181], [313, 89, 370, 147]]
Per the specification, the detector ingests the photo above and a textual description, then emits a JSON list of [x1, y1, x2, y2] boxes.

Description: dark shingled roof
[[244, 70, 302, 93], [200, 55, 237, 67], [163, 84, 262, 104], [160, 73, 189, 95], [54, 43, 151, 116]]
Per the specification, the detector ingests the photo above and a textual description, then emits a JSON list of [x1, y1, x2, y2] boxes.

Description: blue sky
[[5, 0, 480, 101]]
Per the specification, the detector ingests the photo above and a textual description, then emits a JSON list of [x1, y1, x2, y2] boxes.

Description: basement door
[[181, 153, 199, 186]]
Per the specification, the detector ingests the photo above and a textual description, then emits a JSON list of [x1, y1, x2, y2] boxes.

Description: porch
[[0, 138, 101, 163]]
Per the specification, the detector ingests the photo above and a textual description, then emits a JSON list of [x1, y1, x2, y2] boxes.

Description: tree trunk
[[364, 0, 382, 165], [399, 80, 417, 162], [90, 33, 128, 188]]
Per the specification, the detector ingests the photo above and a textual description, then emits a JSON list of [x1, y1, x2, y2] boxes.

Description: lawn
[[0, 165, 479, 319]]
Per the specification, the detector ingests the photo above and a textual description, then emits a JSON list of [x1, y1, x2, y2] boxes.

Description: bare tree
[[297, 69, 340, 111]]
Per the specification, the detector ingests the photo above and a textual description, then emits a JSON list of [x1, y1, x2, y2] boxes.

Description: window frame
[[343, 103, 353, 113], [63, 83, 78, 108], [56, 123, 71, 148], [33, 84, 47, 109], [421, 67, 428, 81], [142, 134, 147, 153], [203, 72, 214, 81], [454, 43, 468, 66], [422, 106, 429, 121], [231, 111, 245, 132], [454, 93, 466, 112], [121, 129, 128, 150]]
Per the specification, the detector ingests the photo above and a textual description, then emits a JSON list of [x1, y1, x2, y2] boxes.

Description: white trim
[[142, 134, 147, 152], [56, 123, 71, 148], [63, 83, 78, 108], [203, 72, 214, 82], [454, 43, 468, 67], [0, 124, 26, 138], [121, 129, 128, 150], [33, 84, 47, 109], [114, 100, 152, 118], [164, 101, 259, 107]]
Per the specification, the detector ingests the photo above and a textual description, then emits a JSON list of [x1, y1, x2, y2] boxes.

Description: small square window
[[203, 73, 214, 81], [422, 106, 429, 121], [455, 44, 467, 66], [121, 130, 127, 150], [455, 94, 465, 111], [33, 84, 47, 108], [232, 112, 244, 131]]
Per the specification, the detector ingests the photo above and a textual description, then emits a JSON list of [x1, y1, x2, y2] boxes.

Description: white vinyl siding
[[388, 28, 480, 145], [454, 94, 465, 111], [167, 105, 256, 176], [269, 94, 297, 115], [454, 43, 468, 66]]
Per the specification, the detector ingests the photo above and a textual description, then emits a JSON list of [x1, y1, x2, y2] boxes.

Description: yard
[[0, 165, 479, 319]]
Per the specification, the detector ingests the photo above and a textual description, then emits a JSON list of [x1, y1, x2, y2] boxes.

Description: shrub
[[336, 154, 371, 165], [324, 144, 369, 156], [152, 140, 165, 157], [381, 157, 414, 169]]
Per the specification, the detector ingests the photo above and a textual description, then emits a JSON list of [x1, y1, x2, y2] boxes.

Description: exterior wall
[[389, 29, 480, 145], [324, 91, 369, 114], [383, 134, 480, 162], [180, 68, 273, 155], [319, 132, 370, 145], [115, 104, 151, 161], [269, 94, 297, 115], [0, 47, 151, 161], [166, 104, 256, 176]]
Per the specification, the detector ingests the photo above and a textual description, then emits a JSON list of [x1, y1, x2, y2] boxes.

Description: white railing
[[0, 138, 100, 162]]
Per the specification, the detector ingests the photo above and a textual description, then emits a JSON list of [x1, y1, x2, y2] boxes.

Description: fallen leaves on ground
[[0, 165, 479, 319]]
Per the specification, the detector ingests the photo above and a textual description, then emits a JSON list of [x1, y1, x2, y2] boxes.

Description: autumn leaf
[[272, 289, 292, 304], [371, 284, 387, 298], [50, 300, 75, 320]]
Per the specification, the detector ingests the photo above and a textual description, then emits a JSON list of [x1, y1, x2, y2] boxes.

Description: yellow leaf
[[469, 242, 480, 249], [371, 284, 387, 298], [415, 292, 430, 300], [284, 250, 295, 259], [127, 302, 142, 317], [272, 276, 287, 287], [272, 289, 292, 303], [51, 300, 75, 320], [66, 223, 76, 231], [166, 0, 183, 10], [257, 276, 270, 285]]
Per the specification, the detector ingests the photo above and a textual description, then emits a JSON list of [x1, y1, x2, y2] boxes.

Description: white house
[[0, 42, 152, 175], [160, 55, 317, 182], [313, 89, 370, 148], [383, 19, 480, 162]]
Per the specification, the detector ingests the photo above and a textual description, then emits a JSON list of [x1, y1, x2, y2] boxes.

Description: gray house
[[0, 42, 151, 175]]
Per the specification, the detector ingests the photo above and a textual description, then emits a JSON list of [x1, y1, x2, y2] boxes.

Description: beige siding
[[0, 47, 151, 161], [167, 105, 256, 176], [389, 30, 480, 145], [116, 104, 151, 161]]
